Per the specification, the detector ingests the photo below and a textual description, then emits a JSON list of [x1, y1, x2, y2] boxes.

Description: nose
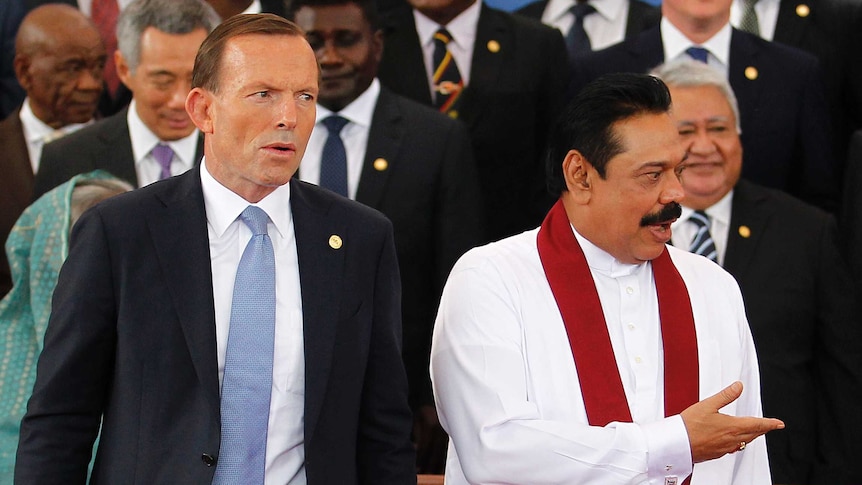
[[276, 97, 298, 130], [688, 128, 717, 156], [660, 168, 685, 204], [167, 79, 192, 110], [318, 40, 342, 66]]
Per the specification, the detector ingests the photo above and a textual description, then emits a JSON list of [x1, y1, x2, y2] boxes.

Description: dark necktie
[[320, 115, 349, 197], [566, 2, 596, 59], [688, 210, 718, 263], [739, 0, 761, 36], [432, 28, 464, 114], [686, 46, 710, 64], [151, 143, 174, 180], [212, 206, 276, 484]]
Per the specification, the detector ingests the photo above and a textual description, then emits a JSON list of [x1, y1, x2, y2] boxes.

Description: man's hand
[[680, 381, 784, 463]]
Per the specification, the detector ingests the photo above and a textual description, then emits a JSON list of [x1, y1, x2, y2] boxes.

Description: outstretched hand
[[680, 381, 784, 463]]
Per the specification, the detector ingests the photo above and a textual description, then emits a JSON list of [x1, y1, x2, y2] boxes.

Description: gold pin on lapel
[[329, 234, 343, 249], [796, 4, 810, 17], [448, 110, 459, 119], [373, 158, 388, 171], [487, 40, 500, 53], [744, 66, 758, 80], [738, 225, 751, 238]]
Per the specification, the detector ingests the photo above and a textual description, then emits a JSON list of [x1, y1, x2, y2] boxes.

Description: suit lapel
[[630, 26, 664, 69], [96, 109, 138, 186], [461, 5, 509, 127], [289, 180, 345, 445], [148, 168, 219, 402], [773, 0, 808, 46], [355, 89, 402, 208], [723, 180, 773, 277]]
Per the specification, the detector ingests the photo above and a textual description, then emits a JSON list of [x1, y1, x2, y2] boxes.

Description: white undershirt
[[201, 159, 307, 485]]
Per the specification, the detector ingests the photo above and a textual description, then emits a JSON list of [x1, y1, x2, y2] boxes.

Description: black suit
[[841, 129, 862, 284], [33, 107, 204, 199], [697, 179, 862, 484], [772, 0, 862, 165], [347, 88, 484, 410], [0, 108, 33, 297], [378, 4, 569, 241], [570, 26, 838, 212], [15, 169, 416, 484], [514, 0, 660, 43]]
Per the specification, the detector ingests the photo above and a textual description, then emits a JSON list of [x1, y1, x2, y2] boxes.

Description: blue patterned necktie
[[320, 115, 349, 197], [566, 2, 596, 59], [686, 46, 710, 64], [688, 210, 718, 263], [212, 206, 276, 484]]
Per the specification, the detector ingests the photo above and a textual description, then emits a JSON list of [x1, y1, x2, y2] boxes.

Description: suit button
[[201, 453, 216, 467]]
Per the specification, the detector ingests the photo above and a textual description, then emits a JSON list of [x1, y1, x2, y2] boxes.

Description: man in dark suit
[[0, 4, 105, 298], [655, 59, 862, 484], [16, 13, 416, 484], [377, 0, 568, 241], [290, 0, 484, 471], [732, 0, 862, 167], [569, 0, 838, 214], [32, 0, 220, 199], [515, 0, 660, 57]]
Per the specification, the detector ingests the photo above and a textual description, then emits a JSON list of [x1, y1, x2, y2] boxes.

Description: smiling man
[[32, 0, 220, 199], [430, 72, 783, 485], [655, 58, 862, 484]]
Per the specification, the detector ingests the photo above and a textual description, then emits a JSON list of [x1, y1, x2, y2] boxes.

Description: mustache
[[639, 202, 682, 227]]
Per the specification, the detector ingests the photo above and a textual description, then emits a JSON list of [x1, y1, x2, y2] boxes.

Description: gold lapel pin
[[373, 158, 388, 171], [329, 235, 343, 249], [796, 4, 810, 17], [487, 40, 500, 53], [447, 110, 459, 119], [738, 225, 751, 238], [744, 66, 758, 80]]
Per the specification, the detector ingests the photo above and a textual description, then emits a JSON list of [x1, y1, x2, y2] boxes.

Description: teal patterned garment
[[0, 170, 125, 479]]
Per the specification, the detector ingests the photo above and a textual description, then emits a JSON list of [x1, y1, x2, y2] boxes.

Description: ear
[[13, 54, 32, 91], [186, 87, 214, 134], [115, 50, 132, 88], [562, 149, 593, 203], [372, 29, 384, 64]]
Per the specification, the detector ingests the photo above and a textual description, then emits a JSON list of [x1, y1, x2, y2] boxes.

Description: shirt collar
[[200, 157, 292, 240], [661, 17, 732, 67], [316, 78, 380, 127], [545, 0, 626, 23], [127, 99, 200, 166], [571, 224, 644, 278], [678, 189, 734, 227], [413, 0, 481, 51], [20, 97, 91, 143]]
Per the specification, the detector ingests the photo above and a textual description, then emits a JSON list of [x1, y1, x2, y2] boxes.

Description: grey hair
[[650, 59, 742, 133], [70, 178, 134, 229], [116, 0, 220, 73]]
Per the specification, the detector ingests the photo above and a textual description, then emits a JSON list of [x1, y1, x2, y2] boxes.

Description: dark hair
[[287, 0, 380, 31], [546, 72, 672, 196], [192, 13, 306, 93]]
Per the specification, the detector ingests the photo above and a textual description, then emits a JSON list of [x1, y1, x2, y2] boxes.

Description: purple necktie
[[151, 143, 174, 180]]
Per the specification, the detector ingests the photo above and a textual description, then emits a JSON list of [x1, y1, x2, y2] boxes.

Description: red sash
[[537, 201, 698, 480]]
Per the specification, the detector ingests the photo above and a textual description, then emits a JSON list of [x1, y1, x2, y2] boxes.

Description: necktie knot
[[433, 28, 453, 45], [686, 46, 710, 63], [240, 206, 270, 236], [151, 143, 174, 180], [570, 2, 596, 23], [323, 115, 349, 135], [689, 210, 710, 228]]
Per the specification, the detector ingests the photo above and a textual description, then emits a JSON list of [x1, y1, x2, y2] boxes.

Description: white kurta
[[431, 227, 771, 485]]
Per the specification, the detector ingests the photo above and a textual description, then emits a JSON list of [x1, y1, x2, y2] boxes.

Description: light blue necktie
[[212, 206, 276, 484], [320, 115, 349, 197], [688, 210, 718, 263]]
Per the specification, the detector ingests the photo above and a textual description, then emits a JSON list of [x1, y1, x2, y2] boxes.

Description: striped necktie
[[432, 28, 464, 116], [688, 210, 718, 263]]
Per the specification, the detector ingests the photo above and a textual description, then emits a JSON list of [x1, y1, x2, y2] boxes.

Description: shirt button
[[627, 323, 636, 330], [635, 356, 643, 364], [626, 286, 634, 295]]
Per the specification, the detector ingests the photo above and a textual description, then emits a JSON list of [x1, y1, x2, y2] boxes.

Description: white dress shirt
[[300, 79, 380, 199], [413, 0, 481, 100], [201, 160, 307, 485], [20, 98, 91, 174], [127, 100, 198, 187], [730, 0, 780, 40], [671, 191, 734, 266], [661, 18, 732, 76], [541, 0, 631, 51], [431, 225, 770, 485]]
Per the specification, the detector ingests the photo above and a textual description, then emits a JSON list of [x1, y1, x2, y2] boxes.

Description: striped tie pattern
[[688, 210, 718, 263], [739, 0, 761, 36], [432, 28, 464, 115]]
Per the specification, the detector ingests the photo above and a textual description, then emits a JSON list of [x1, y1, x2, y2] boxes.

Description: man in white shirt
[[0, 3, 105, 298], [431, 72, 784, 484], [655, 58, 862, 484], [32, 0, 220, 199]]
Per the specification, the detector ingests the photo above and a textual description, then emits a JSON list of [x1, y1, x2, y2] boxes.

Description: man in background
[[0, 3, 104, 298]]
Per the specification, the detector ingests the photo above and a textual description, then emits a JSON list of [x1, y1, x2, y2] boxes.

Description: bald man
[[0, 4, 105, 298]]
